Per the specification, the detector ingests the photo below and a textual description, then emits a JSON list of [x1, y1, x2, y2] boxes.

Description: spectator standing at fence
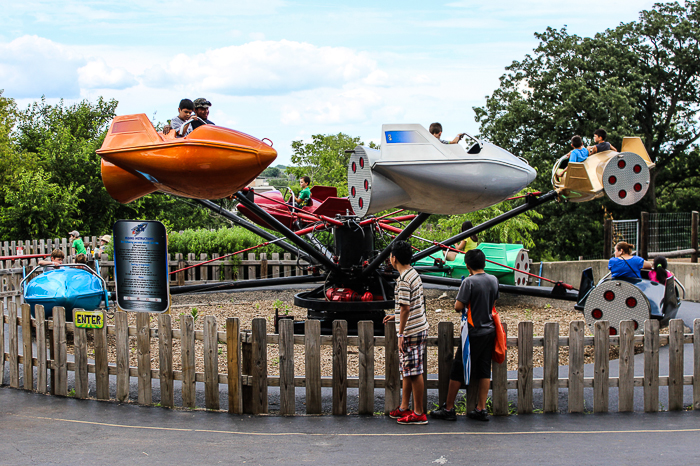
[[38, 249, 65, 266], [383, 240, 429, 425], [94, 235, 111, 260], [430, 248, 498, 422], [69, 230, 87, 256]]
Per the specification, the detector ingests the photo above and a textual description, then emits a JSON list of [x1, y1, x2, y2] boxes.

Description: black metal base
[[293, 290, 393, 335]]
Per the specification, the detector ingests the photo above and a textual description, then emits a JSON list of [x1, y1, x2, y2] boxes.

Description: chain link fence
[[649, 212, 693, 254]]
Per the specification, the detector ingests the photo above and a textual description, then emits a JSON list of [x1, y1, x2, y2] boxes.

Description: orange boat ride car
[[97, 114, 277, 203]]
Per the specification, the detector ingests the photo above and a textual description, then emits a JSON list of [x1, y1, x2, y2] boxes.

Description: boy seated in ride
[[164, 99, 196, 137], [556, 135, 588, 181], [588, 128, 617, 155], [294, 176, 312, 207], [429, 122, 465, 144], [38, 249, 65, 267]]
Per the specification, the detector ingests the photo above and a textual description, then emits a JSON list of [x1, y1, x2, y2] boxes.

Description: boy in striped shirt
[[384, 241, 429, 425]]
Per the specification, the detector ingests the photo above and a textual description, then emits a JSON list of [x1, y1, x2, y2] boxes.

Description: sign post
[[113, 220, 170, 313]]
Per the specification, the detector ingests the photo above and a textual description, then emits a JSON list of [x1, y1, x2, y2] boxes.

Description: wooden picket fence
[[2, 303, 699, 414]]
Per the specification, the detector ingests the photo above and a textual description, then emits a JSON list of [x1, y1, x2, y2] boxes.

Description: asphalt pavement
[[1, 388, 699, 465]]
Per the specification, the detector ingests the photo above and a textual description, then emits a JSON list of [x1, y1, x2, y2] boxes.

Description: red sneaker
[[388, 407, 411, 419], [397, 411, 428, 425]]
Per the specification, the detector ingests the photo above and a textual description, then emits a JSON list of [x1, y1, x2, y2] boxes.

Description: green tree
[[0, 167, 85, 238], [473, 1, 700, 260], [287, 133, 377, 196]]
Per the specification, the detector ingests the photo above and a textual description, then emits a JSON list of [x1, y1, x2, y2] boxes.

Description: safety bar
[[20, 263, 109, 294]]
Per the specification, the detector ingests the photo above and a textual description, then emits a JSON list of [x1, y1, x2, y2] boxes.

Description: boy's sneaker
[[467, 409, 489, 422], [388, 406, 411, 419], [429, 404, 456, 421], [397, 411, 428, 425]]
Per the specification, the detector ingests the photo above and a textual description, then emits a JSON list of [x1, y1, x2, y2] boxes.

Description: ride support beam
[[234, 191, 344, 276], [170, 273, 326, 295], [411, 190, 559, 263], [361, 212, 431, 279], [418, 275, 579, 301], [194, 199, 313, 264]]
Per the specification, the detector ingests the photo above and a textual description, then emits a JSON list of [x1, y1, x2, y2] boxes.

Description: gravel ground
[[66, 286, 653, 379]]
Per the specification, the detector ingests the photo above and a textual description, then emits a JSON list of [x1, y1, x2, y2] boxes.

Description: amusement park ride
[[23, 112, 683, 337]]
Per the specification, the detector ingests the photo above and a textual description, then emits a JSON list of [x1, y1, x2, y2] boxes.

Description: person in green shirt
[[295, 176, 312, 207], [69, 230, 87, 255]]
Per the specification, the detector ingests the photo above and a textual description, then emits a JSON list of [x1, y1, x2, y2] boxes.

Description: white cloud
[[143, 40, 378, 96], [0, 35, 84, 98], [78, 60, 137, 90]]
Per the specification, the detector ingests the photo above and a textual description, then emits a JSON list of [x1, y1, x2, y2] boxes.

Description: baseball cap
[[69, 230, 80, 237], [193, 98, 212, 108], [100, 235, 111, 243]]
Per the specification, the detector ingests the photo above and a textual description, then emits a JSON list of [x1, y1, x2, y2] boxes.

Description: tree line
[[0, 1, 697, 261]]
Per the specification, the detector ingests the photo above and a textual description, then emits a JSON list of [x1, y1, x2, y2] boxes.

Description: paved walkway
[[2, 388, 699, 465]]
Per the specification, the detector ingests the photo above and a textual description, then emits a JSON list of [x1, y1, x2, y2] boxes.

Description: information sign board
[[113, 220, 170, 313]]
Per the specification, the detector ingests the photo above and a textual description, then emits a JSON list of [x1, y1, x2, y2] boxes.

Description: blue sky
[[2, 0, 672, 164]]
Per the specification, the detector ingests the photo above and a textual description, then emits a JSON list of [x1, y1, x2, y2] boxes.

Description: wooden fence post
[[21, 303, 33, 391], [158, 314, 174, 408], [517, 321, 533, 414], [181, 314, 196, 408], [358, 321, 375, 415], [204, 316, 220, 410], [137, 313, 152, 405], [115, 311, 130, 402], [227, 317, 242, 414], [241, 329, 253, 414], [640, 212, 649, 259], [643, 319, 660, 412], [73, 309, 89, 399], [35, 305, 47, 394], [543, 322, 559, 413], [437, 322, 454, 408], [618, 320, 635, 412], [691, 211, 698, 263], [278, 318, 295, 415], [251, 317, 268, 414], [53, 306, 67, 396], [0, 303, 5, 386], [94, 311, 109, 400], [568, 321, 584, 413], [384, 321, 400, 414], [9, 302, 19, 388], [668, 319, 684, 411], [305, 319, 322, 415], [604, 218, 613, 259], [693, 318, 700, 410], [593, 320, 610, 413], [332, 320, 348, 415], [491, 322, 508, 416]]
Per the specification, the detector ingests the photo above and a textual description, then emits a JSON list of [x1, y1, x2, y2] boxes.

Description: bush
[[167, 227, 288, 263]]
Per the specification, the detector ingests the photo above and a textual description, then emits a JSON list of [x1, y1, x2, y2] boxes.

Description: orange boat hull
[[97, 114, 277, 203]]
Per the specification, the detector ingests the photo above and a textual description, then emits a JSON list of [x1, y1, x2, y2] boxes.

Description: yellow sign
[[75, 310, 104, 329]]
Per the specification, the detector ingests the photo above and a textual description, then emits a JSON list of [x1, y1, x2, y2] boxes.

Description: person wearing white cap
[[69, 230, 87, 255], [95, 234, 111, 260]]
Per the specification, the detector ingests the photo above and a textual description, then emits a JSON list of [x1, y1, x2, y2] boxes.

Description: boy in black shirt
[[430, 249, 499, 421], [588, 128, 617, 155]]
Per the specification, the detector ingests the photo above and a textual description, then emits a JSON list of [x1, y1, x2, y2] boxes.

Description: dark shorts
[[399, 330, 427, 377], [450, 331, 496, 383]]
